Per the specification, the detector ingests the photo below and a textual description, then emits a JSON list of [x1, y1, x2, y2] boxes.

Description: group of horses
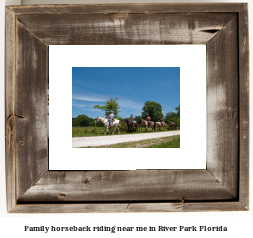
[[95, 116, 175, 135], [124, 119, 175, 132]]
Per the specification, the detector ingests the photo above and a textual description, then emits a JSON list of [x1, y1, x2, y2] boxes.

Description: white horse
[[95, 117, 121, 135]]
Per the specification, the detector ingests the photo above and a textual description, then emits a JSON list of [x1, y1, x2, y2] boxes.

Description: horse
[[168, 121, 176, 130], [124, 119, 140, 132], [155, 122, 167, 131], [141, 119, 155, 131], [95, 117, 122, 135]]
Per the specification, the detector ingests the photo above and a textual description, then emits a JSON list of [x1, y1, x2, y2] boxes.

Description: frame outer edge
[[10, 202, 247, 213], [5, 3, 249, 213], [5, 7, 17, 212], [6, 3, 248, 14], [238, 4, 249, 209]]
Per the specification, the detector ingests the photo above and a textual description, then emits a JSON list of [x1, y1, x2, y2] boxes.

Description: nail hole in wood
[[58, 193, 66, 198], [84, 179, 90, 184]]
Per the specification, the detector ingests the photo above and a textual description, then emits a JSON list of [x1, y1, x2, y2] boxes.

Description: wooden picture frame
[[5, 3, 249, 213]]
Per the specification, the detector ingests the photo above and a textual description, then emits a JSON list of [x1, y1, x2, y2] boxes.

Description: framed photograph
[[5, 3, 249, 212]]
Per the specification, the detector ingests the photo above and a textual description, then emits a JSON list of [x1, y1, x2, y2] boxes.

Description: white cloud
[[72, 94, 105, 102], [72, 103, 87, 108]]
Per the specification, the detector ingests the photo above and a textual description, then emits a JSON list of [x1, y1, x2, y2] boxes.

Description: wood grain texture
[[7, 3, 246, 15], [18, 170, 236, 202], [5, 7, 16, 212], [16, 13, 235, 45], [238, 4, 249, 209], [10, 202, 247, 213], [206, 16, 239, 198], [15, 20, 48, 200], [125, 202, 247, 213]]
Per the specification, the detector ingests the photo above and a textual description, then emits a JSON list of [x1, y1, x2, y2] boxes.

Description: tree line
[[73, 97, 180, 127]]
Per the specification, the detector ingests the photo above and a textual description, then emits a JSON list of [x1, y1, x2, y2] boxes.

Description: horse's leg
[[112, 124, 116, 134], [118, 124, 120, 134], [104, 125, 107, 135]]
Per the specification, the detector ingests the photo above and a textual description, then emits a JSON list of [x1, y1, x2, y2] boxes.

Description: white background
[[0, 0, 252, 237], [49, 45, 206, 170]]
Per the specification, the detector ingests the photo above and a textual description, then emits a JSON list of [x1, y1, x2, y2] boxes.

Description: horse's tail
[[119, 121, 122, 127], [154, 121, 156, 130]]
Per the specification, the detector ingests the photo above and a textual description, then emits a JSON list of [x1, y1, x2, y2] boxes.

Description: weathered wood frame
[[5, 4, 249, 213]]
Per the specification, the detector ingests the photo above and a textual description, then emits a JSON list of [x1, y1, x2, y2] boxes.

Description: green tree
[[76, 114, 90, 127], [134, 115, 142, 123], [116, 115, 124, 121], [72, 117, 80, 127], [174, 117, 180, 128], [164, 112, 177, 124], [89, 121, 95, 127], [141, 101, 163, 122], [175, 104, 180, 117], [94, 97, 121, 117]]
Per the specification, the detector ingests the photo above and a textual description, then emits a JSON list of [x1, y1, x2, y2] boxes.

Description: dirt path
[[72, 131, 180, 148]]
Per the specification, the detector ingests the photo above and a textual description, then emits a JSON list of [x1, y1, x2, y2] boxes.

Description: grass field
[[84, 135, 180, 148], [72, 126, 179, 137]]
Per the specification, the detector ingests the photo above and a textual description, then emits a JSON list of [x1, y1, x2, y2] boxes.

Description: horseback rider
[[170, 117, 174, 126], [146, 115, 151, 126], [130, 114, 134, 126], [107, 111, 114, 126], [160, 117, 164, 126]]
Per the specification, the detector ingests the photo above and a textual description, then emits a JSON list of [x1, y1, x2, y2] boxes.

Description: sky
[[72, 67, 180, 119]]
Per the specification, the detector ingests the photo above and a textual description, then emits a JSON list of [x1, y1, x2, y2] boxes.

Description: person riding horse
[[146, 115, 151, 126], [107, 111, 114, 126], [170, 117, 175, 126], [159, 117, 164, 126], [130, 114, 134, 127]]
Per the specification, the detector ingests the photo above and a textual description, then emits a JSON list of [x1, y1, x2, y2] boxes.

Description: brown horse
[[124, 119, 140, 132], [155, 122, 167, 131], [141, 119, 155, 131], [168, 121, 176, 130]]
